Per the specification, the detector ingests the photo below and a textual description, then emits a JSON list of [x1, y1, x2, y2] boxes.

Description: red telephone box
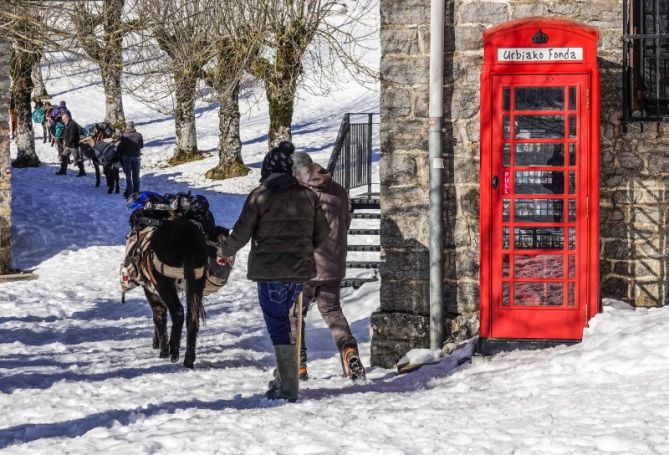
[[479, 18, 600, 349]]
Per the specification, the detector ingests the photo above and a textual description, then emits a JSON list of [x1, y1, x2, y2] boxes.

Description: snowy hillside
[[2, 17, 669, 455]]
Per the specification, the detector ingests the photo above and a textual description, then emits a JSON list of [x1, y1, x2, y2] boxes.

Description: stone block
[[379, 277, 429, 313], [509, 2, 547, 19], [370, 311, 430, 343], [381, 0, 431, 26], [633, 281, 665, 307], [381, 27, 421, 55], [601, 276, 630, 301], [454, 25, 485, 51], [381, 56, 430, 86], [381, 86, 412, 119], [461, 1, 508, 25]]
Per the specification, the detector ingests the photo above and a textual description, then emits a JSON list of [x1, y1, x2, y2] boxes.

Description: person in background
[[289, 152, 365, 381], [117, 121, 143, 198], [58, 100, 71, 118], [57, 112, 83, 176], [31, 101, 48, 143], [51, 115, 65, 158], [218, 141, 330, 403], [43, 101, 54, 144]]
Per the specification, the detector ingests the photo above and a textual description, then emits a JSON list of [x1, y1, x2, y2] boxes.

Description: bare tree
[[31, 61, 48, 99], [69, 0, 136, 126], [251, 0, 376, 149], [136, 0, 216, 164], [203, 2, 266, 180]]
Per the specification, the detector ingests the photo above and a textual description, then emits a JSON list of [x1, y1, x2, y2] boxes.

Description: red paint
[[479, 18, 600, 341]]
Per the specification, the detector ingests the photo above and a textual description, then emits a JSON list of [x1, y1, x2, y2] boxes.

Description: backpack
[[32, 108, 46, 124], [52, 121, 65, 139], [94, 141, 119, 166]]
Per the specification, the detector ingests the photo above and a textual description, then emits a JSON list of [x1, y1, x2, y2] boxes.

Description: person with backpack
[[117, 121, 144, 198], [51, 116, 65, 157], [289, 152, 365, 381], [57, 112, 83, 176], [218, 141, 330, 403], [31, 101, 48, 143], [43, 101, 54, 144]]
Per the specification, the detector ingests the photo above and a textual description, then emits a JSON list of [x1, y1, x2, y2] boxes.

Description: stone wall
[[373, 0, 669, 368], [0, 38, 12, 274]]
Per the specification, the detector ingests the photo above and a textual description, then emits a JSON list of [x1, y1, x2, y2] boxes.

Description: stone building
[[0, 37, 12, 274], [371, 0, 669, 367]]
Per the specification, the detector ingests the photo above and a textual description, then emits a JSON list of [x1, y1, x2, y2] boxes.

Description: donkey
[[142, 218, 209, 369]]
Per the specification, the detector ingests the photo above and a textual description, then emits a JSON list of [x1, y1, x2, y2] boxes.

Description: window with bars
[[624, 0, 669, 120]]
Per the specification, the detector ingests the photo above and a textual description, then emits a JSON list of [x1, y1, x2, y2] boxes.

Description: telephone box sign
[[479, 18, 601, 346], [498, 47, 583, 62]]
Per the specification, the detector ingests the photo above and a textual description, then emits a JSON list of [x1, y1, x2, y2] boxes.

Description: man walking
[[218, 141, 330, 402], [117, 121, 143, 198], [57, 113, 83, 176], [290, 152, 365, 381]]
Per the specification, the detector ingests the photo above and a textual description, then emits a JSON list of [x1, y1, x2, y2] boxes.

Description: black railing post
[[367, 113, 373, 195]]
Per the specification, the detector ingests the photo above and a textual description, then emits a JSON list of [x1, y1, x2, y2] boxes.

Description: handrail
[[327, 112, 379, 193]]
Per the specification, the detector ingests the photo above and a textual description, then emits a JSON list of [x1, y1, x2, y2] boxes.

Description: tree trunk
[[101, 65, 125, 127], [0, 37, 13, 274], [11, 48, 40, 168], [31, 62, 48, 99], [169, 71, 200, 165], [205, 83, 249, 180], [266, 78, 296, 150]]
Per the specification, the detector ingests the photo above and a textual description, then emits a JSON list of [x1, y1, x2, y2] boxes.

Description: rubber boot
[[265, 345, 298, 402]]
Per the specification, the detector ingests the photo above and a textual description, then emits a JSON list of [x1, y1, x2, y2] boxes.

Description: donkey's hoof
[[183, 360, 194, 369], [170, 353, 180, 363], [159, 350, 169, 359]]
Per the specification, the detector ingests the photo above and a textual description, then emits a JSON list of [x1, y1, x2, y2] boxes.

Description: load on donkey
[[121, 191, 235, 368]]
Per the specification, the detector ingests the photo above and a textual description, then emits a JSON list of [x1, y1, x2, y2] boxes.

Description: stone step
[[341, 276, 379, 289], [351, 212, 380, 220], [351, 197, 380, 210], [348, 228, 380, 236], [347, 244, 381, 252], [346, 261, 381, 270]]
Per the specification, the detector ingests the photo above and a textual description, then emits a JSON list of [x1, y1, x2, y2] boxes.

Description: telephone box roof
[[484, 17, 598, 43]]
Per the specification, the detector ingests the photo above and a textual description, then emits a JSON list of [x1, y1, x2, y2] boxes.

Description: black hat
[[261, 141, 296, 180]]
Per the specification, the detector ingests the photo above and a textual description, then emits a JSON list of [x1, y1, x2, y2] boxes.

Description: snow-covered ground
[[2, 20, 669, 455]]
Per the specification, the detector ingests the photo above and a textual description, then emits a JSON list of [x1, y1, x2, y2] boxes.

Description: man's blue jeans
[[258, 282, 304, 345], [122, 156, 141, 196]]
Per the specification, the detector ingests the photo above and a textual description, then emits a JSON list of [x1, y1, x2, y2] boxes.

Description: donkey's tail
[[184, 258, 206, 328]]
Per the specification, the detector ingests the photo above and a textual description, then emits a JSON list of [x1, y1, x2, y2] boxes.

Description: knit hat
[[291, 152, 313, 173], [261, 141, 296, 179]]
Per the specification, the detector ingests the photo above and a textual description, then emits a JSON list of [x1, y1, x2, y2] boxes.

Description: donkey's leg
[[183, 274, 206, 369], [155, 276, 185, 364], [144, 288, 169, 358]]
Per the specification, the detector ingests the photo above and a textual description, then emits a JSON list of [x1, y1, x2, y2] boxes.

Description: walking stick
[[295, 293, 304, 373]]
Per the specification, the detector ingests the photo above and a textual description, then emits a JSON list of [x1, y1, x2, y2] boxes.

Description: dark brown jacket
[[296, 163, 351, 281], [219, 173, 330, 282]]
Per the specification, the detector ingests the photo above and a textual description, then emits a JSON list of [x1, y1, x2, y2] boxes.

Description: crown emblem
[[532, 29, 549, 44]]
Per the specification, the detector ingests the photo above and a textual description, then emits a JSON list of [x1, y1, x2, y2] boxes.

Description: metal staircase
[[328, 113, 381, 289]]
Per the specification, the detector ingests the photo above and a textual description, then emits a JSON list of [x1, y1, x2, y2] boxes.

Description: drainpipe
[[428, 0, 445, 350]]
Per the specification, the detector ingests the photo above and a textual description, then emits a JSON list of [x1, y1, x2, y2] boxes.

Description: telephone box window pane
[[568, 255, 575, 278], [514, 282, 564, 306], [503, 143, 511, 166], [515, 143, 564, 166], [503, 199, 510, 221], [569, 228, 576, 250], [515, 87, 564, 110], [515, 227, 564, 250], [503, 88, 511, 111], [503, 227, 510, 249], [569, 87, 576, 110], [503, 254, 510, 277], [569, 114, 577, 138], [514, 254, 564, 278], [515, 171, 565, 194], [515, 115, 564, 139], [569, 172, 576, 194], [568, 283, 575, 306], [503, 282, 510, 306], [504, 116, 511, 139], [569, 143, 576, 166], [515, 199, 564, 222], [568, 200, 576, 222]]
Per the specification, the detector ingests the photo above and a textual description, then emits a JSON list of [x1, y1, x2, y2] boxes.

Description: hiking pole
[[295, 293, 304, 373]]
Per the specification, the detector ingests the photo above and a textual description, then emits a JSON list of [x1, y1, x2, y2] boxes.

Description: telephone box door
[[490, 74, 590, 339]]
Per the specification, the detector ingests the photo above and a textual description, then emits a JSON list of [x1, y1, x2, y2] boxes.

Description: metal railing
[[327, 113, 379, 194]]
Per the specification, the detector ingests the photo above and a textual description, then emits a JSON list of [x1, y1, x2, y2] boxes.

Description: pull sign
[[503, 171, 511, 195], [498, 47, 583, 62]]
